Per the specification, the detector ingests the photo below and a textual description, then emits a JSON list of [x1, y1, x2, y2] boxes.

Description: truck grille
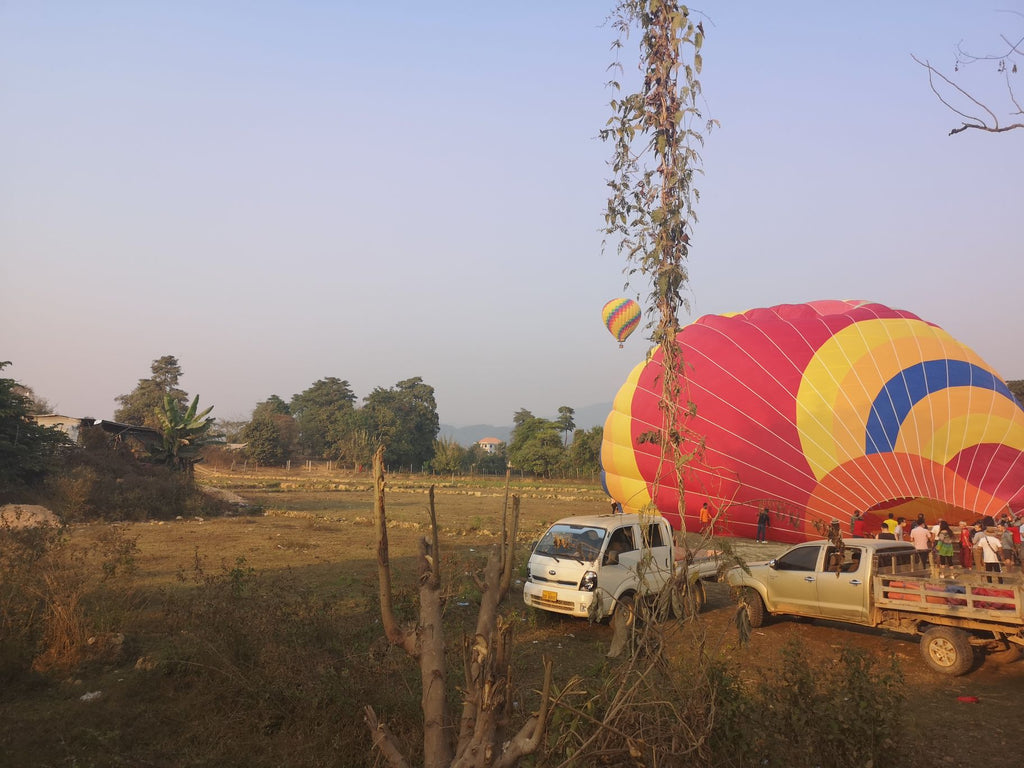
[[530, 574, 578, 588], [529, 594, 576, 611]]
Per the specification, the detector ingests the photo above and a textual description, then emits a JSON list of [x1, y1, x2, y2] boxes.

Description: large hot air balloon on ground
[[601, 300, 1024, 543]]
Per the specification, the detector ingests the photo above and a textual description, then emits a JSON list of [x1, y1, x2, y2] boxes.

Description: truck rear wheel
[[920, 626, 974, 676], [740, 587, 766, 629], [671, 578, 706, 618]]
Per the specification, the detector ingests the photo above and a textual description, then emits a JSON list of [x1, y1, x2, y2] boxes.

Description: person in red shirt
[[958, 521, 974, 569], [1012, 517, 1022, 572], [852, 510, 867, 538]]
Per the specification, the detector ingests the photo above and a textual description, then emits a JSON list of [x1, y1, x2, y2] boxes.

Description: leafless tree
[[913, 11, 1023, 135], [364, 445, 552, 768]]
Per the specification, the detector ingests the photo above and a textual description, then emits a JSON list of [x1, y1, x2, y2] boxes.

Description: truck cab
[[522, 512, 674, 620], [728, 539, 917, 624]]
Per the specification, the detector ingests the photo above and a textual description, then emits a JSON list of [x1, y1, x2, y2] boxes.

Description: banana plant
[[151, 394, 219, 473]]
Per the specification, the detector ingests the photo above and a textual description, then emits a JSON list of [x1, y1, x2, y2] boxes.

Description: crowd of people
[[849, 509, 1024, 575]]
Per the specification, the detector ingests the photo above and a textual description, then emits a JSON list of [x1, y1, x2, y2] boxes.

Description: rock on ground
[[0, 504, 60, 528]]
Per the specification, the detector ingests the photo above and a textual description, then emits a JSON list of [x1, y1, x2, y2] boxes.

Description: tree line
[[236, 384, 605, 478], [431, 407, 604, 479], [234, 375, 440, 471], [114, 355, 605, 477]]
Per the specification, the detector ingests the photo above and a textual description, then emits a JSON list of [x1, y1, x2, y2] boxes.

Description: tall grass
[[1, 498, 907, 768]]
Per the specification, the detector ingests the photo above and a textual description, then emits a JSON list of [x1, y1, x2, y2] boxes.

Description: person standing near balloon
[[935, 521, 955, 576], [977, 527, 1003, 572], [1013, 516, 1024, 572], [756, 507, 770, 543], [909, 520, 932, 568], [700, 502, 712, 535], [1000, 524, 1016, 572], [959, 521, 974, 569]]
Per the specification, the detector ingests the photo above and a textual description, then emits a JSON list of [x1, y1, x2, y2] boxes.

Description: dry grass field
[[1, 466, 1021, 767]]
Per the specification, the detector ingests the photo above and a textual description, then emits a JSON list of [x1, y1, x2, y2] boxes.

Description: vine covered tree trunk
[[602, 1, 714, 530]]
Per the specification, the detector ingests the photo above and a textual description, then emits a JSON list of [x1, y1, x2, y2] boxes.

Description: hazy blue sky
[[2, 1, 1021, 428]]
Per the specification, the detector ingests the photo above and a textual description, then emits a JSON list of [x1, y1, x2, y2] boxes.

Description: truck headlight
[[579, 571, 597, 592]]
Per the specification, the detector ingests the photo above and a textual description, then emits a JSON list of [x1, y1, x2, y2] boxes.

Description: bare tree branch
[[491, 656, 554, 768], [912, 54, 1000, 131], [372, 444, 418, 655], [363, 706, 412, 768], [369, 447, 452, 768], [913, 13, 1023, 135], [498, 495, 520, 598], [949, 119, 1024, 135]]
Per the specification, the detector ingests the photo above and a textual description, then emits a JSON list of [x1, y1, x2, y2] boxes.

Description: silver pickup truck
[[523, 512, 720, 623], [727, 538, 1024, 675]]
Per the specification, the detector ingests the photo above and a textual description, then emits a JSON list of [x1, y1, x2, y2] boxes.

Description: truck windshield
[[535, 525, 606, 561]]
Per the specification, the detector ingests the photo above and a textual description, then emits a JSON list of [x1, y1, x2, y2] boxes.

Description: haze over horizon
[[3, 2, 1021, 428]]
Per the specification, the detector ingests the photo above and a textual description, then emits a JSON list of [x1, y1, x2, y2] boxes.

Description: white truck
[[727, 538, 1024, 675], [522, 512, 720, 623]]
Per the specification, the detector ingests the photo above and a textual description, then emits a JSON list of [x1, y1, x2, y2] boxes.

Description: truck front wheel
[[615, 592, 637, 628], [740, 587, 766, 629], [920, 626, 974, 676]]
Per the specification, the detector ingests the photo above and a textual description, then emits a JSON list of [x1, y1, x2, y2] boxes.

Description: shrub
[[47, 432, 232, 522], [0, 523, 140, 680], [544, 631, 905, 768], [0, 523, 62, 682], [712, 640, 905, 768], [154, 555, 410, 766]]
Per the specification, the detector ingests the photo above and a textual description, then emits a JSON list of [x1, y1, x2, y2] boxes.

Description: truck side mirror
[[604, 550, 619, 566], [768, 559, 778, 570]]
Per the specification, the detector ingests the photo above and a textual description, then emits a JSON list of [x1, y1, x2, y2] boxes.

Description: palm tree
[[151, 394, 219, 474]]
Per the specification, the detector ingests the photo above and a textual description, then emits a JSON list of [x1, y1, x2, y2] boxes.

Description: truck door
[[767, 544, 823, 615], [641, 520, 674, 588], [601, 524, 638, 610], [814, 545, 870, 622]]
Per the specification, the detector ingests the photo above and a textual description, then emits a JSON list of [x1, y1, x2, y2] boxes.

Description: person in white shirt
[[976, 528, 1003, 573], [909, 521, 932, 567]]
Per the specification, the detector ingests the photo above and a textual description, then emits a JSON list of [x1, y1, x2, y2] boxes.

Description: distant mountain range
[[439, 402, 612, 446]]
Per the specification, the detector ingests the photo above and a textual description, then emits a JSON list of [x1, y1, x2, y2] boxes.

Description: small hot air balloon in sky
[[601, 300, 1024, 543], [602, 298, 641, 347]]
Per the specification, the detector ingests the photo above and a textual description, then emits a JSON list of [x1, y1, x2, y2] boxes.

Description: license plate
[[542, 590, 557, 602]]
